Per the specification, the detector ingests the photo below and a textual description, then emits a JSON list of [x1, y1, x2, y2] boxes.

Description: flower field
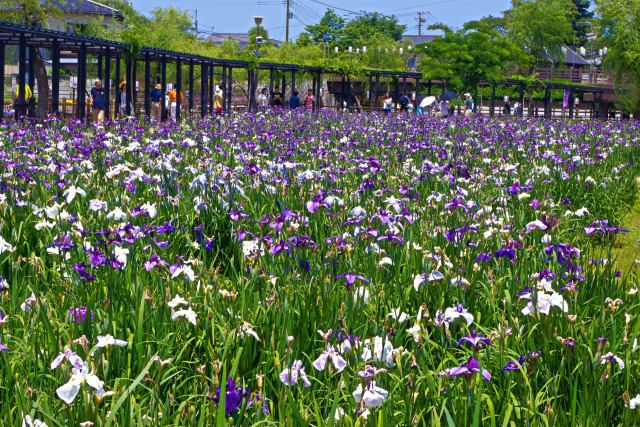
[[1, 111, 640, 425]]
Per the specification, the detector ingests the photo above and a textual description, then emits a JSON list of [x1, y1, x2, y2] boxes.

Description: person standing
[[168, 85, 185, 119], [463, 93, 474, 117], [289, 90, 300, 110], [503, 96, 511, 116], [89, 79, 105, 125], [213, 84, 224, 113], [399, 93, 410, 113], [119, 81, 127, 116], [382, 93, 393, 114], [440, 98, 450, 118], [304, 88, 315, 110], [13, 76, 33, 117], [150, 83, 163, 120], [258, 87, 269, 108], [272, 86, 283, 108]]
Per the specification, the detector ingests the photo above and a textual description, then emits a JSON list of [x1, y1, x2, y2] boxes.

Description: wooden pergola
[[0, 20, 432, 120]]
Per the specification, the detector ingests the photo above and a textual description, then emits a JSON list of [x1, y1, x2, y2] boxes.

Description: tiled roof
[[52, 0, 124, 20], [401, 35, 439, 44]]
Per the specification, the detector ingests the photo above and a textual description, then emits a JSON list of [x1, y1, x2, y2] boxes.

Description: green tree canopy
[[304, 9, 345, 44], [339, 12, 406, 50], [571, 0, 594, 47], [419, 21, 531, 92], [507, 0, 575, 65], [596, 0, 640, 113]]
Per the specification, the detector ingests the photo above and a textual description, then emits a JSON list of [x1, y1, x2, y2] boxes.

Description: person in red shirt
[[304, 89, 316, 110]]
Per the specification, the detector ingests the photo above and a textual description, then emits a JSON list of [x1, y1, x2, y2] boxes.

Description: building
[[48, 0, 125, 32], [205, 33, 282, 49]]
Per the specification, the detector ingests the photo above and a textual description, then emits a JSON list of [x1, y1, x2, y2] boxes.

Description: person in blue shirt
[[89, 79, 105, 125], [289, 90, 300, 109], [150, 83, 163, 120]]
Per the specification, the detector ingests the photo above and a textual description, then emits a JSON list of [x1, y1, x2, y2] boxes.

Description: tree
[[480, 14, 509, 36], [419, 21, 531, 93], [571, 0, 594, 47], [304, 9, 345, 44], [340, 12, 406, 50], [0, 0, 60, 119], [596, 0, 640, 114], [507, 0, 575, 66]]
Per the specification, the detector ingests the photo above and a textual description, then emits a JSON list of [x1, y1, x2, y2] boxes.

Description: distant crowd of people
[[13, 76, 494, 125]]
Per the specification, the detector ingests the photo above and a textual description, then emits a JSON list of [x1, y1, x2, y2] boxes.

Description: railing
[[534, 67, 618, 87]]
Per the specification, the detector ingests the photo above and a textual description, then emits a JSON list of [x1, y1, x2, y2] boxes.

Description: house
[[205, 33, 282, 49], [47, 0, 124, 32]]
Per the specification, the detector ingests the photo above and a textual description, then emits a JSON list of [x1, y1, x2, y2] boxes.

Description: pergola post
[[176, 58, 182, 121], [0, 43, 4, 121], [200, 63, 207, 117], [209, 65, 214, 113], [544, 86, 551, 119], [114, 57, 120, 117], [269, 68, 274, 107], [144, 53, 151, 117], [227, 67, 233, 111], [518, 84, 524, 117], [189, 60, 194, 115], [568, 88, 575, 119], [374, 74, 380, 112], [490, 83, 495, 118], [346, 77, 351, 110], [340, 75, 345, 111], [28, 47, 35, 91], [427, 80, 432, 96], [315, 70, 322, 111], [17, 34, 26, 119], [414, 78, 420, 112], [132, 59, 137, 114], [97, 54, 103, 80], [125, 57, 132, 116], [103, 49, 110, 120], [160, 55, 167, 121], [598, 91, 604, 120], [402, 76, 407, 96], [368, 74, 373, 111], [51, 40, 60, 117], [394, 77, 400, 109], [77, 43, 87, 120], [291, 70, 296, 96]]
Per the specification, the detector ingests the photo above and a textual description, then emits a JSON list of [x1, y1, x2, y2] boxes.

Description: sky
[[129, 0, 513, 41]]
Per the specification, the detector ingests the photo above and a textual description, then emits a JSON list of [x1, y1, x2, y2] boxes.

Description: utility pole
[[195, 9, 198, 37], [416, 12, 427, 36], [285, 0, 290, 42]]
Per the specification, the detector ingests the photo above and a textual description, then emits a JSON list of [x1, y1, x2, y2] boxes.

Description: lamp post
[[348, 46, 353, 60], [253, 16, 263, 58]]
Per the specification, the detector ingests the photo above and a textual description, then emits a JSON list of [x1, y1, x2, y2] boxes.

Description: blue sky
[[129, 0, 512, 41]]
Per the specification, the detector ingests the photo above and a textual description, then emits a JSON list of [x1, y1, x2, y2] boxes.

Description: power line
[[383, 0, 453, 13], [305, 0, 359, 14]]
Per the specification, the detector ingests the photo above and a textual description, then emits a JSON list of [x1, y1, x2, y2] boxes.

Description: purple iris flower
[[336, 273, 370, 289], [210, 378, 249, 416], [475, 252, 492, 262], [305, 195, 324, 214], [85, 247, 107, 267], [144, 254, 165, 272], [269, 240, 291, 256], [228, 210, 249, 222], [457, 330, 491, 350], [441, 356, 491, 381], [68, 306, 94, 324], [503, 355, 527, 372], [73, 262, 96, 281]]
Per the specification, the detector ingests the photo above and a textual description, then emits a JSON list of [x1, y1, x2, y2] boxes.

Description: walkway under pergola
[[0, 20, 621, 121]]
